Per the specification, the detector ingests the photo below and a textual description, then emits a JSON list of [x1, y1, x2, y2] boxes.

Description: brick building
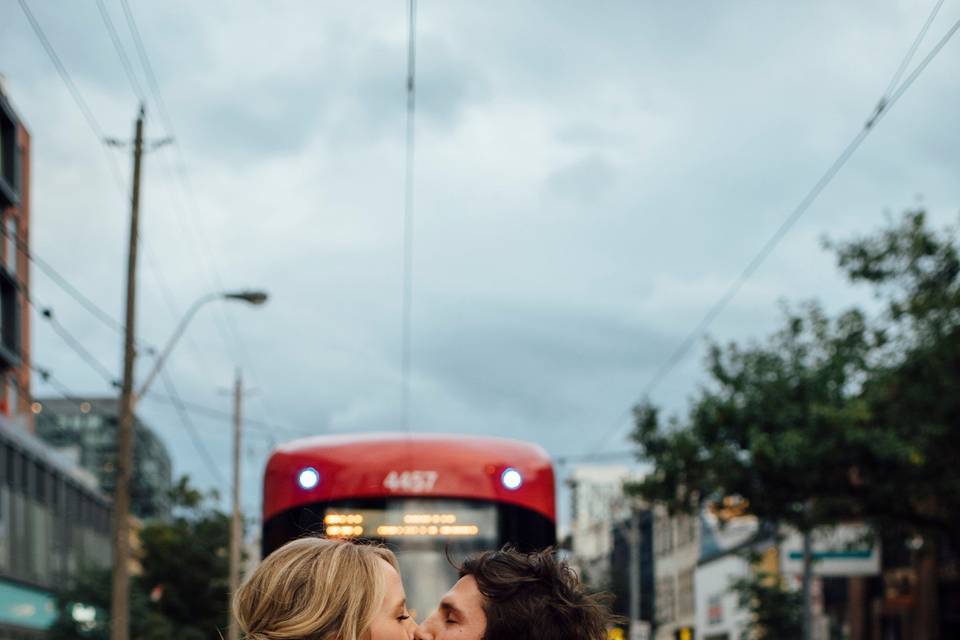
[[0, 78, 31, 430]]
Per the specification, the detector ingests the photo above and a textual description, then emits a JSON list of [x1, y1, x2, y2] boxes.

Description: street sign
[[781, 523, 880, 576]]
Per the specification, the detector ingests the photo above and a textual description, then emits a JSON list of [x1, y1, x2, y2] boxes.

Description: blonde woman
[[234, 537, 415, 640]]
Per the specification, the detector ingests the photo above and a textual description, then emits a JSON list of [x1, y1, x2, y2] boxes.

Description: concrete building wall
[[695, 553, 752, 640], [653, 508, 699, 640], [568, 465, 633, 588]]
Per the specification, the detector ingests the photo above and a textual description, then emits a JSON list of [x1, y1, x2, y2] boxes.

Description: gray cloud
[[2, 0, 959, 529]]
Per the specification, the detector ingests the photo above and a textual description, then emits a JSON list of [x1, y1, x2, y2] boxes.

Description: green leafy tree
[[50, 477, 231, 640], [138, 477, 231, 640], [628, 299, 875, 533], [627, 210, 960, 634], [827, 211, 960, 543], [630, 210, 960, 539], [729, 571, 803, 640]]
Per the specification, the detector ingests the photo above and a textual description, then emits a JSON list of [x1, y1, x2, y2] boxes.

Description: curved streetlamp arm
[[136, 291, 222, 399]]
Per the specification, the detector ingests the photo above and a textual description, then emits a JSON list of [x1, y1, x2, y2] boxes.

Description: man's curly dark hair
[[457, 547, 613, 640]]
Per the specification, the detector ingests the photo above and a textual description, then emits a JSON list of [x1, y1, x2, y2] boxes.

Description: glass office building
[[33, 398, 172, 521]]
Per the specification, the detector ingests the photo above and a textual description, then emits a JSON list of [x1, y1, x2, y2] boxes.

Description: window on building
[[677, 568, 695, 618], [34, 463, 46, 504], [656, 575, 676, 625], [19, 452, 29, 493], [0, 485, 9, 572], [0, 268, 19, 366], [4, 214, 16, 275], [654, 513, 675, 556], [6, 378, 16, 417], [4, 445, 13, 487]]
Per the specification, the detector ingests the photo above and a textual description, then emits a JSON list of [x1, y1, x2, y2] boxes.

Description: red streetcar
[[262, 433, 556, 616]]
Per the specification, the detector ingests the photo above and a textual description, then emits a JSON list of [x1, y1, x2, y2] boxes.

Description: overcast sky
[[1, 0, 959, 530]]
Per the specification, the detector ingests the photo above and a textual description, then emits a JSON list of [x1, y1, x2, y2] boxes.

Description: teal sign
[[0, 579, 57, 630]]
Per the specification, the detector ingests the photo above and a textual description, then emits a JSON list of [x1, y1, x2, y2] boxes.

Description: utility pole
[[228, 367, 243, 640], [801, 527, 813, 640], [628, 507, 640, 626], [111, 105, 144, 640]]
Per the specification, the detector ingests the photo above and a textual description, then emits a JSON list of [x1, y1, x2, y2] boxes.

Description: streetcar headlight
[[297, 467, 320, 490], [501, 467, 523, 490]]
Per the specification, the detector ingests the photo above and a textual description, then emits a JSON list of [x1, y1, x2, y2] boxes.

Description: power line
[[16, 0, 128, 194], [94, 0, 146, 102], [35, 305, 120, 389], [118, 0, 174, 142], [4, 155, 276, 456], [16, 2, 258, 491], [401, 0, 417, 433], [19, 0, 196, 375], [0, 225, 153, 349], [159, 368, 226, 485], [89, 0, 230, 401], [589, 9, 960, 455], [115, 0, 239, 354], [141, 392, 308, 437], [554, 450, 638, 467], [140, 391, 277, 444], [116, 0, 280, 434], [16, 0, 107, 143], [30, 363, 90, 410]]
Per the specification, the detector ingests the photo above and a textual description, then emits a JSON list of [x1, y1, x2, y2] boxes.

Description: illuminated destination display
[[323, 505, 495, 540], [376, 524, 481, 537]]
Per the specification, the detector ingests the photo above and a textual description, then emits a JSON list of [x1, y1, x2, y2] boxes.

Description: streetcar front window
[[323, 499, 497, 619]]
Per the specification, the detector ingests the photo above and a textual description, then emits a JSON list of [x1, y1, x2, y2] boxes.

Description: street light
[[141, 288, 268, 640], [136, 289, 269, 399], [113, 287, 267, 640]]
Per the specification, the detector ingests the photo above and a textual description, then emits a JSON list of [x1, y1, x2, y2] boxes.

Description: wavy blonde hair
[[233, 537, 399, 640]]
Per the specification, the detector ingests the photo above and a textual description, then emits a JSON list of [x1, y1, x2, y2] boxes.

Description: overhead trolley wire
[[401, 0, 418, 433], [586, 5, 960, 456], [879, 0, 946, 105], [117, 0, 282, 433]]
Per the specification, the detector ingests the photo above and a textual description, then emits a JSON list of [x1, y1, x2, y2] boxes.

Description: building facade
[[610, 509, 655, 631], [568, 465, 633, 587], [0, 416, 112, 639], [0, 81, 112, 640], [0, 80, 31, 431], [568, 465, 655, 636], [653, 508, 699, 640], [34, 398, 172, 520]]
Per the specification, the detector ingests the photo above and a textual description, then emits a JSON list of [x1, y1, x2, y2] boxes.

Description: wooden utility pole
[[228, 367, 243, 640], [111, 105, 144, 640]]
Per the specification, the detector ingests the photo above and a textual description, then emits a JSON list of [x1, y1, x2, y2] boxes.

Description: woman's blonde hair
[[233, 537, 399, 640]]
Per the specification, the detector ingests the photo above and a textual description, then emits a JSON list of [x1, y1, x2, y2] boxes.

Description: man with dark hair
[[414, 547, 612, 640]]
